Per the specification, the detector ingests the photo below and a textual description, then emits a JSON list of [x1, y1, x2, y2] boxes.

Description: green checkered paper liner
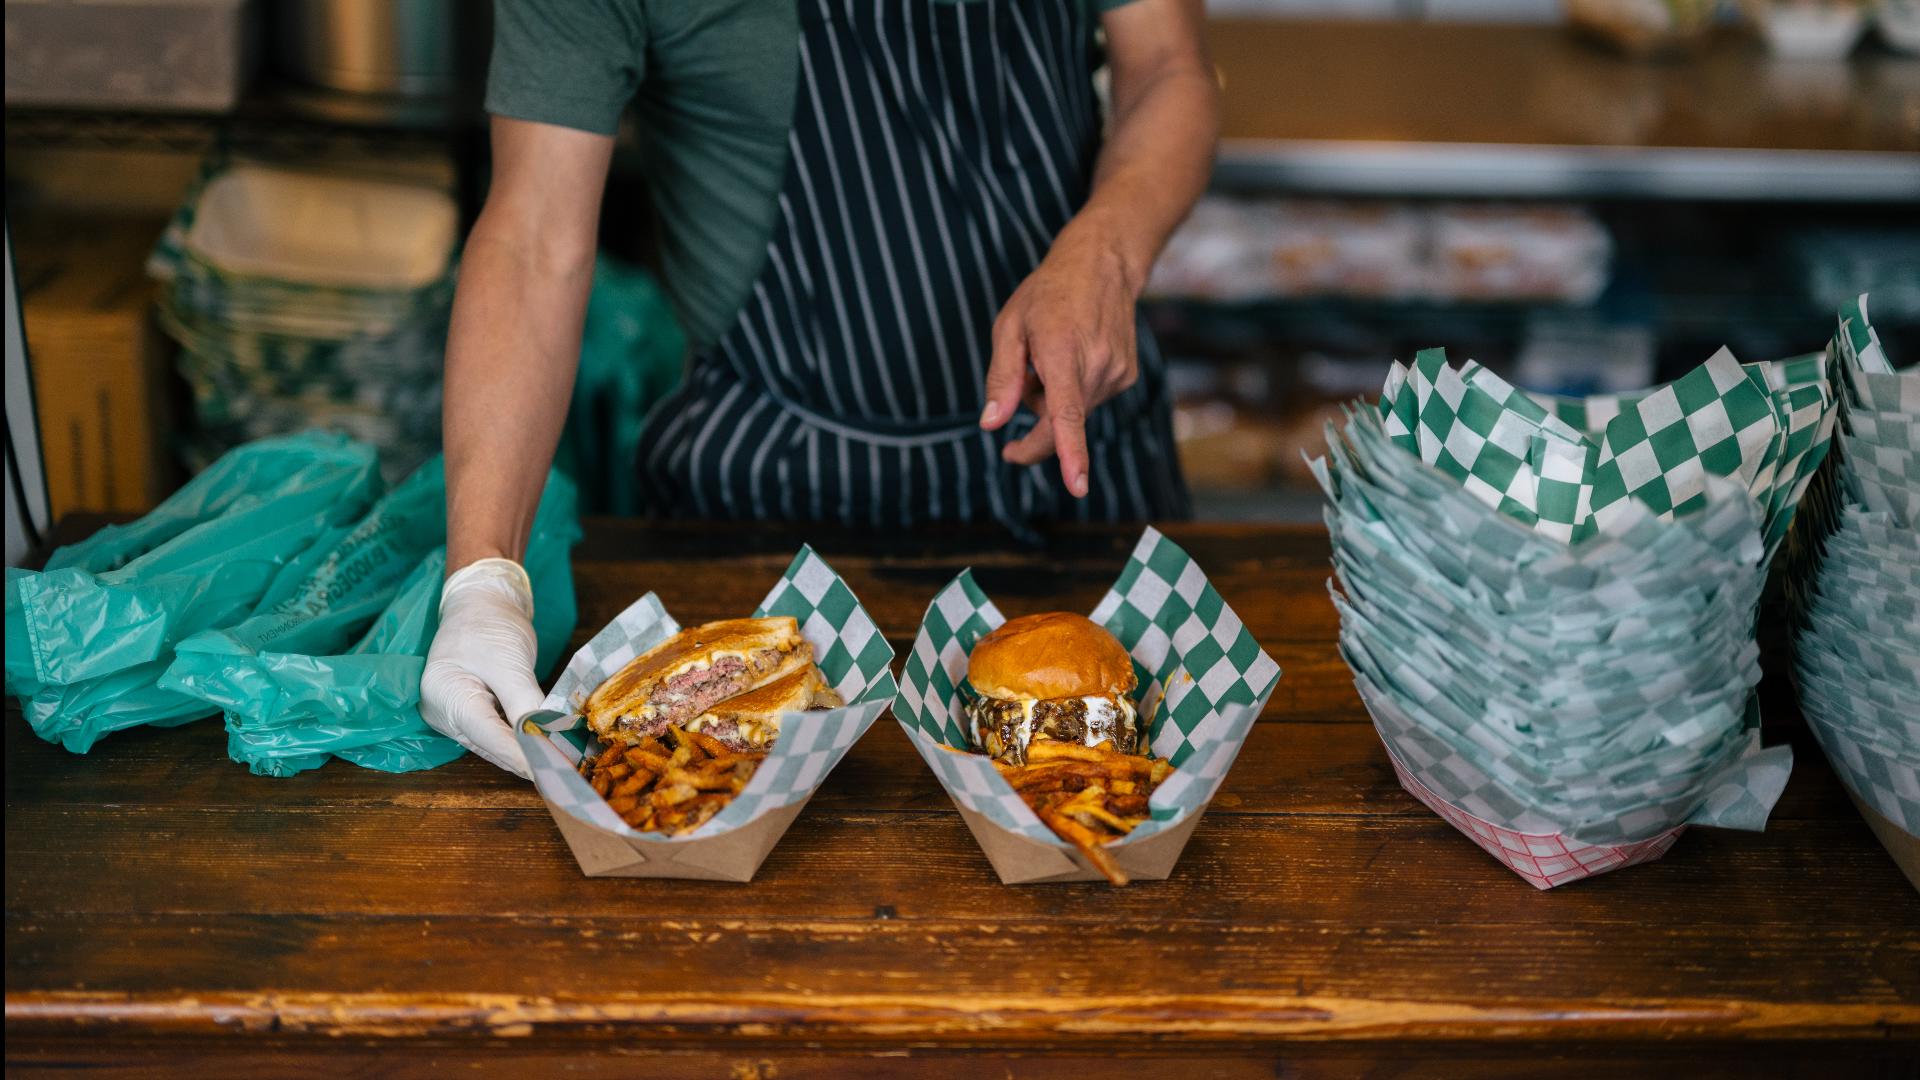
[[517, 546, 896, 843], [893, 527, 1281, 850], [1382, 345, 1834, 557], [1789, 294, 1920, 839]]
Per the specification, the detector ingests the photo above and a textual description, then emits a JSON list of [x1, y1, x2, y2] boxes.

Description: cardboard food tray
[[1849, 790, 1920, 894], [516, 547, 896, 882], [1361, 675, 1791, 890], [894, 527, 1282, 884]]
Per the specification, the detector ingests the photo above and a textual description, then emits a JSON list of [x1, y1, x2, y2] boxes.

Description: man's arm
[[419, 117, 614, 777], [980, 0, 1218, 496], [444, 116, 614, 570]]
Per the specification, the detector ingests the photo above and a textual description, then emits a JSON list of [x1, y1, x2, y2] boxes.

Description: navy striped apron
[[634, 0, 1189, 532]]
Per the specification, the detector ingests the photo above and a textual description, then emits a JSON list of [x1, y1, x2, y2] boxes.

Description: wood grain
[[11, 1043, 1920, 1080], [8, 517, 1917, 1075]]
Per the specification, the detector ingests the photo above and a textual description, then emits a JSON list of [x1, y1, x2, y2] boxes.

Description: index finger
[[1046, 372, 1090, 499]]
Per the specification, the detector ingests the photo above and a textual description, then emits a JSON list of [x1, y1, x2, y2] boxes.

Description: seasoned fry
[[577, 724, 769, 836], [1024, 741, 1118, 764], [683, 728, 735, 760], [990, 742, 1174, 886], [623, 746, 672, 773], [1040, 808, 1128, 886]]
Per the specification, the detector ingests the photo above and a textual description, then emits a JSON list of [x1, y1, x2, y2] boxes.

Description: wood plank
[[14, 515, 1913, 1062], [10, 914, 1918, 1021], [10, 1042, 1915, 1080], [8, 804, 1915, 930], [1, 713, 1857, 821]]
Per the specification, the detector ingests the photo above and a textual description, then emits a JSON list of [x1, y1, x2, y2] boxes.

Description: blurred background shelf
[[5, 6, 1918, 527], [1208, 19, 1920, 201]]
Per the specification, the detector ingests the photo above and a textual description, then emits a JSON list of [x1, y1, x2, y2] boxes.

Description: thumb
[[981, 316, 1029, 431], [425, 662, 533, 780], [486, 666, 548, 727]]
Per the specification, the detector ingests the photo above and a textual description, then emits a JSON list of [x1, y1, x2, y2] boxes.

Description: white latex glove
[[420, 558, 546, 779]]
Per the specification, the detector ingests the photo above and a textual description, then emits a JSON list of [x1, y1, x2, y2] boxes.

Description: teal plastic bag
[[6, 431, 379, 695], [43, 432, 374, 575], [165, 468, 582, 776], [164, 456, 451, 668], [555, 254, 685, 514], [8, 435, 383, 751]]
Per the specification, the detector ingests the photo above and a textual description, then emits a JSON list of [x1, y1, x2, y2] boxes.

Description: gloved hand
[[420, 558, 546, 779]]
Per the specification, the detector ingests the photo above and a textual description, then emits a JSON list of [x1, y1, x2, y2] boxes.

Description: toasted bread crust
[[584, 616, 803, 717], [699, 663, 830, 719]]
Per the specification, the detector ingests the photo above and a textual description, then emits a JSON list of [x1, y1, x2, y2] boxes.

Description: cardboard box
[[16, 218, 178, 517]]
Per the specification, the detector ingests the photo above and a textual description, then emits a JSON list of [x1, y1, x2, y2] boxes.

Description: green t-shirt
[[486, 0, 1130, 353], [487, 0, 798, 352]]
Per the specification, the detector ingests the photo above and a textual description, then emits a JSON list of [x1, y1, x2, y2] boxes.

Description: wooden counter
[[7, 520, 1919, 1077], [1208, 19, 1920, 200]]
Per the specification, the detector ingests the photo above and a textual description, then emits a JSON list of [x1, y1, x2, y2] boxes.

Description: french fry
[[684, 728, 735, 760], [987, 740, 1174, 885], [667, 764, 739, 793], [578, 723, 774, 836], [1040, 808, 1129, 885], [1024, 741, 1117, 765], [623, 746, 672, 773], [649, 781, 699, 808]]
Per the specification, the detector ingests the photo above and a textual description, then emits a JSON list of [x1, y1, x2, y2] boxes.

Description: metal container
[[273, 0, 483, 98]]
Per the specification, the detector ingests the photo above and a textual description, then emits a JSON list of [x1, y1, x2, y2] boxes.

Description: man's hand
[[976, 0, 1216, 500], [420, 558, 546, 779], [979, 217, 1142, 499]]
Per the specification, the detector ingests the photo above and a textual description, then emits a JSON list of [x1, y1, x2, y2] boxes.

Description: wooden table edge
[[9, 991, 1919, 1046]]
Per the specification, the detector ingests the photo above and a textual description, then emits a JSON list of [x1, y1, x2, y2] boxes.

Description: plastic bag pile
[[1785, 296, 1920, 858], [1313, 341, 1833, 887], [148, 159, 457, 480], [6, 432, 581, 775]]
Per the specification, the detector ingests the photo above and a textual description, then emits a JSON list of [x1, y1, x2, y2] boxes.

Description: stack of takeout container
[[1785, 296, 1920, 890], [1314, 341, 1835, 888], [149, 158, 458, 479]]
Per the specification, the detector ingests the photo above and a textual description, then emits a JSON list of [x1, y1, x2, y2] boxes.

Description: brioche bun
[[967, 612, 1136, 701]]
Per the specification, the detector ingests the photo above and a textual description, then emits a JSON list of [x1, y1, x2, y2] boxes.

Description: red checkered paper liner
[[1382, 740, 1684, 890]]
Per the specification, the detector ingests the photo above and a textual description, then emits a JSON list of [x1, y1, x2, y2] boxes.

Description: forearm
[[443, 211, 594, 571], [1064, 38, 1219, 296]]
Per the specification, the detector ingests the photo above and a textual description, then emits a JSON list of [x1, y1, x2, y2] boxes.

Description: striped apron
[[634, 0, 1189, 532]]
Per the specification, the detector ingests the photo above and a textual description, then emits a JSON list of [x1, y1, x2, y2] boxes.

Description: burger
[[585, 616, 827, 749], [965, 612, 1140, 763]]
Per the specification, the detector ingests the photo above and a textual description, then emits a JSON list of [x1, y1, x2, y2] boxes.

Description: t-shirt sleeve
[[485, 0, 645, 137]]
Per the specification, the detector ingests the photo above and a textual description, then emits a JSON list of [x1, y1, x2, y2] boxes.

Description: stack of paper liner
[[894, 528, 1283, 884], [1313, 339, 1837, 888], [1785, 296, 1920, 891], [515, 547, 896, 881]]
